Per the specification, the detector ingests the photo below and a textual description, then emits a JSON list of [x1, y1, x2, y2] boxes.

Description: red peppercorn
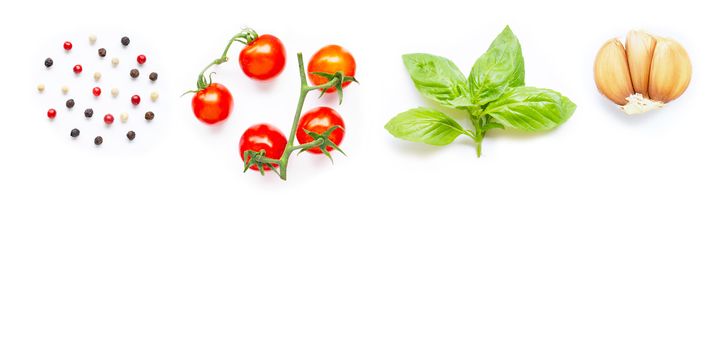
[[92, 87, 102, 96], [137, 55, 146, 65], [73, 65, 83, 74], [104, 114, 114, 124], [47, 109, 57, 119], [64, 41, 73, 51], [131, 95, 141, 105]]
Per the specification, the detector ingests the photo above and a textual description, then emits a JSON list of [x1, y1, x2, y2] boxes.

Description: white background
[[1, 0, 712, 349]]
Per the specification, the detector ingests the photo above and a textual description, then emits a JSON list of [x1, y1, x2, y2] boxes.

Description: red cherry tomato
[[296, 107, 345, 154], [191, 83, 234, 125], [239, 124, 287, 171], [239, 34, 286, 81], [307, 45, 356, 93]]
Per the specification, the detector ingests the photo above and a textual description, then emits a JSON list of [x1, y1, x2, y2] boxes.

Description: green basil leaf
[[385, 108, 466, 146], [402, 54, 472, 109], [468, 26, 525, 106], [483, 87, 577, 131]]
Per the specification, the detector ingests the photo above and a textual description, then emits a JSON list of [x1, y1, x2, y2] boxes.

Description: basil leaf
[[483, 87, 577, 131], [402, 54, 472, 109], [468, 26, 525, 106], [385, 108, 466, 146]]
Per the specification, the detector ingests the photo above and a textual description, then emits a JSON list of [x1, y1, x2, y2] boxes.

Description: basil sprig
[[385, 26, 576, 157]]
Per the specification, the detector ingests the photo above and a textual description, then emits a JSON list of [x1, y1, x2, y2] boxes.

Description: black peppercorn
[[70, 128, 80, 138], [84, 108, 94, 118], [44, 58, 53, 68], [66, 99, 75, 109], [127, 131, 136, 141], [149, 72, 158, 81], [98, 48, 107, 57], [121, 36, 130, 46], [144, 111, 155, 121], [130, 69, 140, 78], [94, 136, 103, 145]]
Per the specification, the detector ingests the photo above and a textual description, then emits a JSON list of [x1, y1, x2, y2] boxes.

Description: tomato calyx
[[296, 125, 346, 163], [242, 149, 281, 176], [308, 71, 359, 104]]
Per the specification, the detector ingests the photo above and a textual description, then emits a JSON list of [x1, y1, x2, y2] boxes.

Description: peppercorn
[[144, 111, 155, 121], [44, 58, 53, 68], [127, 131, 136, 141], [131, 95, 141, 105], [47, 109, 57, 119], [84, 108, 94, 118], [37, 84, 45, 93], [89, 34, 97, 45], [130, 69, 140, 78], [111, 57, 119, 67], [149, 72, 158, 81], [111, 88, 119, 97], [121, 36, 130, 46], [94, 136, 103, 145], [137, 55, 146, 65], [66, 99, 75, 109], [70, 128, 80, 137], [63, 41, 72, 51], [94, 72, 102, 81], [98, 48, 107, 57], [150, 91, 159, 102], [92, 87, 102, 97], [120, 113, 129, 123], [104, 114, 114, 124], [73, 64, 83, 74]]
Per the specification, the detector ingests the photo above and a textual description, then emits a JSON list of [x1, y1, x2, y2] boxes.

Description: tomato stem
[[194, 28, 259, 90]]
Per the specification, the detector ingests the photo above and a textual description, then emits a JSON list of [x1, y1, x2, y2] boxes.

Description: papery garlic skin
[[649, 38, 692, 103], [594, 39, 634, 106], [626, 30, 657, 98]]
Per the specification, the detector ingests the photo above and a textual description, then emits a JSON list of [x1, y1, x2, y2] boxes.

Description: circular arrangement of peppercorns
[[36, 35, 162, 149]]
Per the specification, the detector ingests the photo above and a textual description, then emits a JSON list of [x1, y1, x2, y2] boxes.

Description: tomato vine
[[242, 52, 357, 181]]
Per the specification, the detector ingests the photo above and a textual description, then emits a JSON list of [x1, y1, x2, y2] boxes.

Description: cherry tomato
[[239, 34, 286, 81], [307, 45, 356, 93], [191, 83, 234, 125], [296, 107, 345, 154], [239, 124, 287, 171]]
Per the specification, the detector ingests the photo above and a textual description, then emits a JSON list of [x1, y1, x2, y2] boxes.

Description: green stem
[[194, 29, 258, 90]]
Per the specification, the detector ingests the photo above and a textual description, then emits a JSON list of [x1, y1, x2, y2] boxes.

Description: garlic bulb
[[594, 30, 691, 115]]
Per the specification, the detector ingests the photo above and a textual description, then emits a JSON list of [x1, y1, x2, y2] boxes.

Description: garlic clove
[[648, 38, 692, 103], [626, 30, 657, 98], [594, 39, 634, 105]]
